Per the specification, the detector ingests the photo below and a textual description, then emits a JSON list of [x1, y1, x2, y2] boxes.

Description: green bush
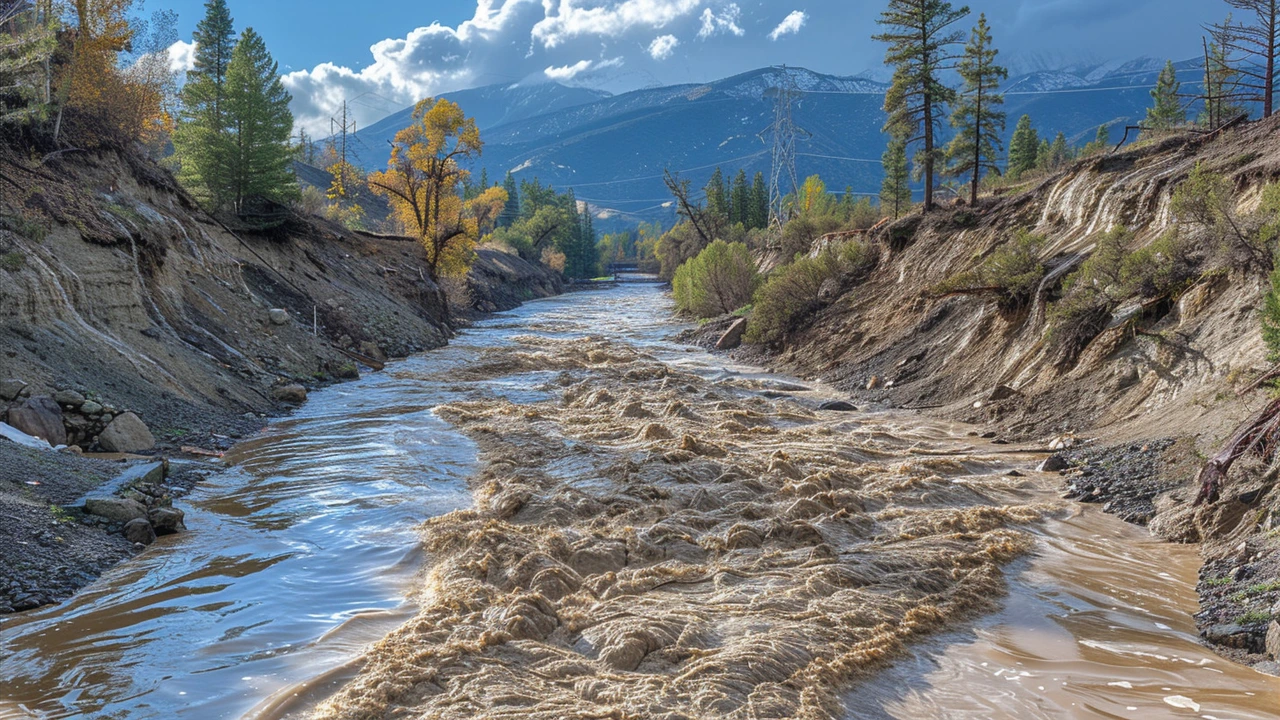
[[672, 240, 760, 318], [0, 252, 23, 272], [1119, 230, 1199, 299], [1045, 227, 1135, 366], [1262, 264, 1280, 363], [1172, 164, 1274, 272], [747, 240, 876, 345], [931, 230, 1047, 313]]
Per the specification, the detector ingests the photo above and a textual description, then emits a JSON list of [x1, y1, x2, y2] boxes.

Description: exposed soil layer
[[314, 335, 1060, 719], [0, 146, 561, 616], [719, 118, 1280, 667]]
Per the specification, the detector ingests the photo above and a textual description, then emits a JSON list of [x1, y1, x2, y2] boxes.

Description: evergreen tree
[[174, 0, 238, 208], [1048, 132, 1070, 167], [945, 14, 1007, 205], [874, 0, 970, 212], [1008, 114, 1038, 177], [223, 28, 296, 212], [0, 2, 57, 125], [880, 132, 912, 219], [1201, 32, 1245, 129], [498, 172, 520, 228], [705, 167, 728, 221], [730, 169, 750, 226], [1083, 124, 1111, 155], [478, 168, 489, 192], [1145, 60, 1185, 131], [749, 172, 769, 230]]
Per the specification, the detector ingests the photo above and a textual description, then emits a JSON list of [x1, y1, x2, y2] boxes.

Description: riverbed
[[2, 284, 1278, 719]]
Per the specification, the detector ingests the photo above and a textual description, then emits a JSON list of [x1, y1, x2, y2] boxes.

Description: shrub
[[0, 252, 24, 271], [655, 222, 709, 281], [779, 214, 843, 258], [1045, 227, 1135, 366], [1119, 230, 1200, 299], [1172, 164, 1274, 272], [747, 240, 876, 345], [1262, 264, 1280, 363], [931, 230, 1047, 313], [672, 240, 760, 318]]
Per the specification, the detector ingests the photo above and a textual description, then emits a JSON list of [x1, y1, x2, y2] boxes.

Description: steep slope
[[745, 116, 1280, 669]]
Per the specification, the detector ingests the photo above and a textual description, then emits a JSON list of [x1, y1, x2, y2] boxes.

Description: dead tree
[[1211, 2, 1280, 118], [1194, 396, 1280, 505]]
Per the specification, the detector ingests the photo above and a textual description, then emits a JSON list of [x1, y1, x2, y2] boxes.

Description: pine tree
[[1083, 124, 1111, 155], [749, 172, 769, 230], [498, 172, 520, 228], [174, 0, 238, 208], [880, 132, 912, 219], [1145, 60, 1185, 131], [1007, 114, 1038, 178], [0, 1, 57, 125], [945, 14, 1007, 205], [730, 169, 750, 227], [705, 167, 728, 221], [223, 28, 296, 212], [1201, 31, 1246, 129], [1048, 132, 1070, 167], [874, 0, 970, 213]]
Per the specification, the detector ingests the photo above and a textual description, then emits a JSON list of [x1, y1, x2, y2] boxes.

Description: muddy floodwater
[[2, 283, 1279, 719]]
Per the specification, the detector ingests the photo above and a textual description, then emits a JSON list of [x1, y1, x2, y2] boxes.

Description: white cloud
[[533, 0, 703, 49], [697, 4, 743, 39], [768, 10, 807, 41], [648, 34, 680, 60], [544, 59, 594, 80], [167, 40, 196, 74]]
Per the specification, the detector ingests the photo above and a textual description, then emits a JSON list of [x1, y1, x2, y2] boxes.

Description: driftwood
[[1194, 396, 1280, 505]]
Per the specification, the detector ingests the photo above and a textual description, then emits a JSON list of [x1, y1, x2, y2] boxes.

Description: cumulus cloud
[[281, 0, 744, 134], [768, 10, 807, 40], [648, 34, 680, 60], [167, 40, 196, 74], [698, 4, 744, 39]]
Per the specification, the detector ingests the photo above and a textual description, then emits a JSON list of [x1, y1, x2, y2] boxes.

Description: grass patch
[[1237, 610, 1273, 625], [0, 251, 24, 271], [1203, 576, 1233, 587]]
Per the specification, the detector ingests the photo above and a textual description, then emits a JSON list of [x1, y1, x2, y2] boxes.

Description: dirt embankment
[[0, 146, 560, 614], [727, 116, 1280, 670]]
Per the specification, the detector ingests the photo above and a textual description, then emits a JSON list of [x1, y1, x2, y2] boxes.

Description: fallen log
[[1194, 395, 1280, 505]]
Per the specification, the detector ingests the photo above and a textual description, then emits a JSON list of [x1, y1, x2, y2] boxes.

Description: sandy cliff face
[[757, 116, 1280, 667]]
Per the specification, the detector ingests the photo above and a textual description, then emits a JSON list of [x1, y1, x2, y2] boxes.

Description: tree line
[[874, 0, 1271, 215]]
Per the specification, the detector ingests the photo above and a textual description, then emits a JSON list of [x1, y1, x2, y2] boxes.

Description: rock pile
[[2, 379, 155, 452]]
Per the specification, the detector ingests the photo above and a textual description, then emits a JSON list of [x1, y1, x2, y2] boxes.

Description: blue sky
[[160, 0, 1221, 134]]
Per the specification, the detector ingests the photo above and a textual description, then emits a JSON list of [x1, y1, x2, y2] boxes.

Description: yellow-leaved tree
[[368, 98, 505, 281]]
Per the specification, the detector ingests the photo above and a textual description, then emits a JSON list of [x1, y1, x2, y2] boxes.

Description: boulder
[[866, 376, 882, 390], [819, 400, 858, 412], [272, 384, 308, 404], [359, 341, 388, 363], [84, 497, 148, 523], [123, 518, 157, 545], [0, 378, 27, 401], [53, 389, 85, 408], [715, 318, 748, 351], [818, 278, 842, 303], [1269, 621, 1280, 660], [7, 397, 66, 446], [148, 507, 186, 536], [98, 412, 156, 453], [268, 308, 290, 325], [80, 400, 104, 416], [1039, 455, 1070, 472]]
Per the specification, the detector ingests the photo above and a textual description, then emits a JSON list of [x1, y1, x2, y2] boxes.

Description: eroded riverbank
[[4, 285, 1280, 719]]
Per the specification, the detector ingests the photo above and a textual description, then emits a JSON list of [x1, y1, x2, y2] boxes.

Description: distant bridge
[[606, 260, 662, 282]]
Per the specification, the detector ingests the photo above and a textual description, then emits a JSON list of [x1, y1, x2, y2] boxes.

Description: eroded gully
[[1, 283, 1278, 719]]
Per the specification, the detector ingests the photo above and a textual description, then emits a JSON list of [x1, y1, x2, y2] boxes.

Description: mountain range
[[336, 58, 1205, 228]]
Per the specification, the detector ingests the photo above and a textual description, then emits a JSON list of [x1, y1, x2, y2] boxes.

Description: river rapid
[[2, 283, 1278, 719]]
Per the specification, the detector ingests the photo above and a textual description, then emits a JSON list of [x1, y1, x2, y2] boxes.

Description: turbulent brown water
[[2, 284, 1278, 719]]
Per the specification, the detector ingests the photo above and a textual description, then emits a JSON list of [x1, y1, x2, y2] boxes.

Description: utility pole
[[760, 66, 809, 228]]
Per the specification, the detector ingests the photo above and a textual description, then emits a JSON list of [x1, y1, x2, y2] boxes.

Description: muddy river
[[2, 284, 1278, 719]]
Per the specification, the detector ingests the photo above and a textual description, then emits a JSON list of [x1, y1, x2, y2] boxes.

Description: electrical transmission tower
[[760, 66, 809, 228]]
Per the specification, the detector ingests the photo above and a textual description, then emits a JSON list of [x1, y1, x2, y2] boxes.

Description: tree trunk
[[923, 93, 934, 213]]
